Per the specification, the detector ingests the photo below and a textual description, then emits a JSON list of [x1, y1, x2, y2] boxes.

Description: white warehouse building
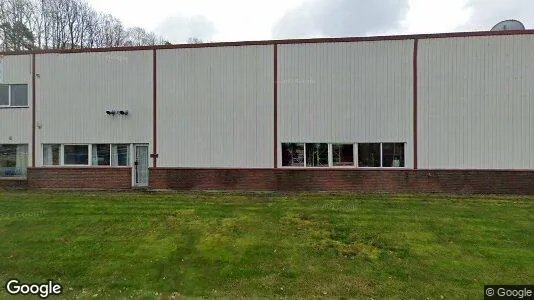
[[1, 29, 534, 193]]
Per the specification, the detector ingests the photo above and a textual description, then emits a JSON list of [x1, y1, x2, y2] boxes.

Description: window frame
[[280, 142, 407, 169], [281, 143, 306, 168], [42, 144, 62, 166], [357, 143, 382, 168], [0, 144, 29, 178], [111, 144, 130, 167], [331, 143, 357, 168], [92, 144, 112, 166], [305, 143, 329, 167], [63, 144, 91, 166], [0, 84, 29, 108], [42, 143, 132, 167], [379, 142, 406, 169]]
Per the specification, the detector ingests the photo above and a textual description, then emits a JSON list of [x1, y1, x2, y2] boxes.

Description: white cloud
[[398, 0, 471, 34], [272, 0, 410, 39], [85, 0, 534, 44], [460, 0, 533, 31], [156, 15, 215, 43], [87, 0, 305, 42]]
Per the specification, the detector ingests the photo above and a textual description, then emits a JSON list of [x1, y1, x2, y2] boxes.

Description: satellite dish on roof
[[490, 19, 526, 31]]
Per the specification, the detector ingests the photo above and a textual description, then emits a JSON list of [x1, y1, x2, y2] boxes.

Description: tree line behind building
[[0, 0, 203, 52]]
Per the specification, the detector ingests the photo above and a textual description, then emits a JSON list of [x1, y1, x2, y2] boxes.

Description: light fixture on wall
[[106, 109, 129, 116]]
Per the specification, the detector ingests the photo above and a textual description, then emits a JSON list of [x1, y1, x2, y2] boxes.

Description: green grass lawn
[[0, 191, 532, 299]]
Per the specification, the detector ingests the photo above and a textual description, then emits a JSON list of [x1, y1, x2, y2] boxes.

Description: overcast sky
[[87, 0, 533, 43]]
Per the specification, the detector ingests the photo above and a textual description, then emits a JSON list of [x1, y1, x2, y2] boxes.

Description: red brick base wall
[[0, 178, 28, 189], [149, 168, 534, 195], [27, 167, 132, 189]]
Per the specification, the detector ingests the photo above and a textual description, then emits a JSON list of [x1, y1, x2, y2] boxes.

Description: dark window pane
[[64, 145, 89, 165], [112, 144, 129, 166], [358, 143, 381, 167], [305, 143, 328, 167], [0, 144, 28, 177], [281, 143, 304, 167], [382, 143, 405, 167], [10, 84, 28, 106], [43, 144, 60, 166], [0, 84, 8, 106], [93, 144, 110, 166], [333, 144, 354, 166]]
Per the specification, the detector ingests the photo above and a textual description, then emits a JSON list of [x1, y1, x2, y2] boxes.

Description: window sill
[[40, 165, 131, 168], [0, 106, 30, 109], [0, 177, 27, 180], [62, 165, 91, 167], [279, 166, 410, 170]]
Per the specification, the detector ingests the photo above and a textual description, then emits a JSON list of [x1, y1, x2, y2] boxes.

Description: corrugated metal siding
[[418, 35, 534, 169], [0, 55, 32, 147], [35, 51, 152, 151], [1, 55, 32, 83], [278, 41, 414, 167], [156, 46, 274, 168]]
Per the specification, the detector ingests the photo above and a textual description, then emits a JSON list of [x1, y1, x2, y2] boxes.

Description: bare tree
[[0, 0, 165, 52], [75, 1, 91, 48], [98, 14, 126, 47], [125, 27, 159, 46], [64, 0, 80, 48], [0, 0, 35, 51], [187, 37, 203, 44]]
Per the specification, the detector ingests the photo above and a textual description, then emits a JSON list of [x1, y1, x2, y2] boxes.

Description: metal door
[[134, 145, 149, 186]]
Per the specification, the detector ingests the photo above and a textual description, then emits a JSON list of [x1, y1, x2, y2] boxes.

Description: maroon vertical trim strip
[[273, 44, 278, 168], [152, 49, 157, 168], [31, 53, 36, 167], [413, 39, 419, 170]]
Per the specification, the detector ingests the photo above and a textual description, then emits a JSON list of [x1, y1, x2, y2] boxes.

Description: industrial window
[[0, 144, 28, 178], [64, 145, 89, 165], [92, 144, 111, 166], [92, 144, 131, 166], [111, 144, 129, 166], [43, 144, 131, 167], [282, 143, 333, 167], [305, 143, 328, 167], [282, 143, 304, 166], [0, 85, 8, 106], [0, 84, 28, 107], [332, 144, 354, 166], [358, 143, 405, 168], [43, 144, 61, 166], [281, 142, 406, 168], [358, 143, 381, 167], [11, 84, 28, 106], [382, 143, 405, 167]]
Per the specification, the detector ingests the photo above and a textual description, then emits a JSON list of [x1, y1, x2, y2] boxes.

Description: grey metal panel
[[0, 109, 31, 144], [278, 40, 414, 167], [0, 55, 32, 161], [418, 35, 534, 169], [156, 45, 274, 168], [1, 55, 32, 84], [35, 52, 152, 137], [34, 51, 153, 166]]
